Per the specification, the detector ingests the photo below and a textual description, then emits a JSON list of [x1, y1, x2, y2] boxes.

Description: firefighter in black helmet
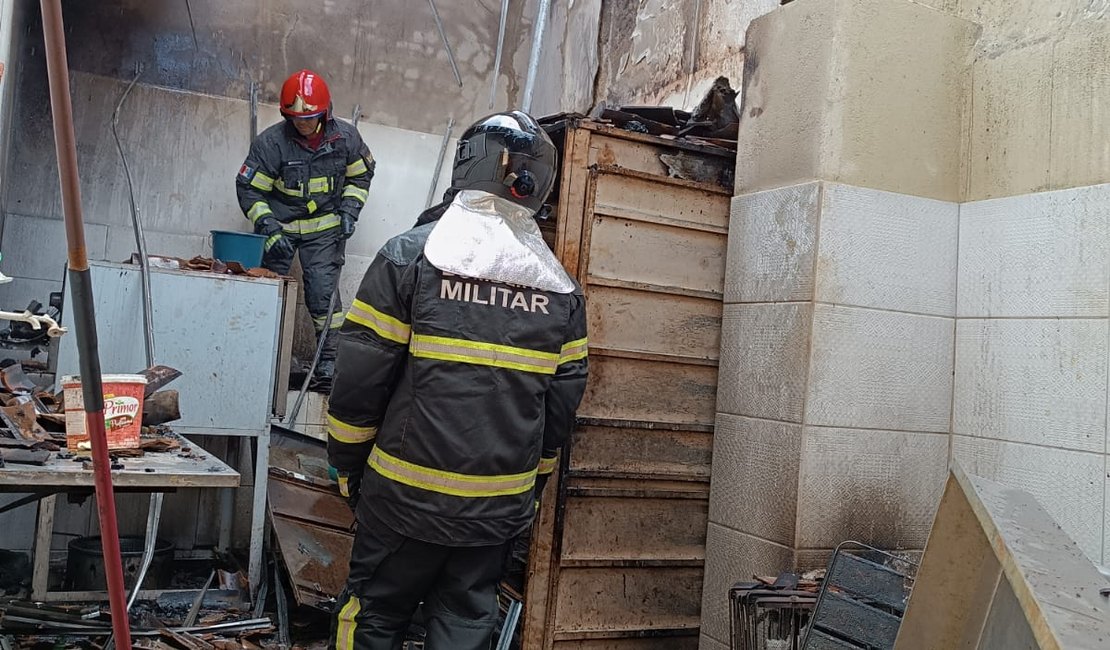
[[326, 111, 587, 650]]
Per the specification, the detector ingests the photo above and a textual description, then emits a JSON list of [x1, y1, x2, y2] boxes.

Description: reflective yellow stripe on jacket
[[327, 414, 377, 444], [346, 158, 369, 177], [313, 311, 346, 331], [558, 337, 588, 365], [343, 184, 369, 203], [369, 447, 537, 498], [246, 201, 273, 224], [250, 171, 275, 192], [538, 455, 559, 475], [346, 299, 411, 344], [410, 334, 560, 375], [281, 213, 341, 235], [274, 178, 303, 197]]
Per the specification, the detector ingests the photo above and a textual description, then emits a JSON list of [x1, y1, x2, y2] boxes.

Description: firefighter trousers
[[330, 507, 509, 650], [263, 227, 345, 363]]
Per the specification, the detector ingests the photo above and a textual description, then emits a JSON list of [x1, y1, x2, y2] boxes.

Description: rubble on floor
[[0, 598, 274, 649]]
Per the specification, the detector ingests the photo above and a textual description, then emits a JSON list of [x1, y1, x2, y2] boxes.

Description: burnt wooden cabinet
[[523, 120, 735, 649]]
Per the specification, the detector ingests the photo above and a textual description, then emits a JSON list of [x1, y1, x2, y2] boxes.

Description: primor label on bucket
[[104, 396, 139, 431]]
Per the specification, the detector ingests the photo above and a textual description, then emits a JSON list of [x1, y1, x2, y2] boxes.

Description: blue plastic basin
[[210, 230, 267, 268]]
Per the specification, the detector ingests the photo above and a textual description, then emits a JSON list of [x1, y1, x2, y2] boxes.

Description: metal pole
[[425, 117, 454, 209], [495, 598, 523, 650], [522, 0, 552, 113], [249, 80, 258, 142], [488, 0, 509, 108], [112, 65, 156, 368], [40, 1, 132, 647], [427, 0, 463, 87]]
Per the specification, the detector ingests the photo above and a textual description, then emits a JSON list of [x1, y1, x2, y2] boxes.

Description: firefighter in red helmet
[[236, 69, 375, 390]]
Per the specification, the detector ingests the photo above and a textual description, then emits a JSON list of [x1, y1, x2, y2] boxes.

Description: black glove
[[255, 215, 283, 237], [266, 232, 294, 259], [340, 213, 357, 240], [257, 218, 294, 258], [338, 469, 363, 512]]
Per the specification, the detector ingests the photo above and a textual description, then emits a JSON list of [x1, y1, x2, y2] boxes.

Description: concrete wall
[[595, 0, 780, 111], [0, 0, 23, 206], [0, 0, 603, 340], [0, 69, 456, 318], [51, 0, 601, 134], [736, 0, 977, 201], [600, 0, 1110, 201]]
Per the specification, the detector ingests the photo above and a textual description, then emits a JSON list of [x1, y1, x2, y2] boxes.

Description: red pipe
[[39, 1, 132, 646]]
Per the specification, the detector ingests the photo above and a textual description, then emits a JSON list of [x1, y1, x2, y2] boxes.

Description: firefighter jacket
[[327, 194, 589, 547], [235, 118, 375, 237]]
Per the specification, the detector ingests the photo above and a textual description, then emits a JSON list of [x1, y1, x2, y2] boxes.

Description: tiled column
[[701, 182, 958, 648], [696, 1, 979, 647], [794, 184, 957, 563]]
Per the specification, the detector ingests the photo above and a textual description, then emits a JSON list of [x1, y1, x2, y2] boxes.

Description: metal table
[[0, 436, 239, 602], [55, 261, 298, 597]]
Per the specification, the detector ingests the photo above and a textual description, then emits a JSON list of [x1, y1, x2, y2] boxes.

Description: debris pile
[[127, 254, 281, 280], [0, 300, 65, 352], [595, 76, 740, 151], [0, 361, 68, 466], [0, 364, 189, 466], [0, 599, 273, 649]]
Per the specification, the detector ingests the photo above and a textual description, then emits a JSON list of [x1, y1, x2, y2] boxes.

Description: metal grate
[[730, 577, 818, 650], [801, 542, 918, 650]]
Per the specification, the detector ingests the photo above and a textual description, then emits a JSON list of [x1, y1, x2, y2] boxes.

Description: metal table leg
[[103, 492, 165, 650], [127, 492, 165, 609], [248, 426, 270, 601], [218, 438, 242, 552], [31, 494, 57, 601]]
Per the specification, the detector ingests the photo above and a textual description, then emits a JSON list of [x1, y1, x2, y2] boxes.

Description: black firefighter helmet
[[451, 111, 557, 214]]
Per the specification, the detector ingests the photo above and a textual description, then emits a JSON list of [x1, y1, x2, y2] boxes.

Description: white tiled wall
[[700, 523, 794, 645], [708, 180, 1110, 649], [952, 183, 1110, 567], [709, 414, 802, 546], [1104, 470, 1110, 564], [957, 185, 1110, 318], [953, 318, 1108, 453], [815, 183, 959, 316], [796, 427, 949, 549], [726, 182, 820, 303], [716, 302, 812, 423], [705, 181, 959, 647], [805, 304, 955, 432]]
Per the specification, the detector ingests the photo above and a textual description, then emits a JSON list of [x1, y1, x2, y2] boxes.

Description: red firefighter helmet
[[279, 69, 331, 119]]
